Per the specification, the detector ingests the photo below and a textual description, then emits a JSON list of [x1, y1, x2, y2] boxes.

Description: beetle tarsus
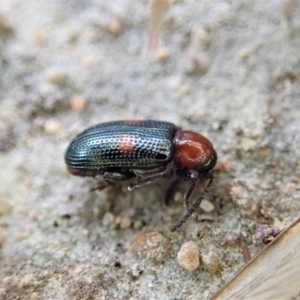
[[128, 175, 159, 190]]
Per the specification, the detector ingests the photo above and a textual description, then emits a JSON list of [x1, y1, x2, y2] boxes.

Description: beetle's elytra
[[65, 120, 217, 231]]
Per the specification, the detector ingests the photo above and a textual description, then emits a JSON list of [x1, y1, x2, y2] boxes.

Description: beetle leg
[[170, 171, 214, 232], [103, 170, 136, 182], [184, 173, 198, 208], [176, 170, 198, 208], [128, 168, 173, 191]]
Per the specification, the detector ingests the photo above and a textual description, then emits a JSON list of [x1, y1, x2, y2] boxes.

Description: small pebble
[[0, 14, 13, 36], [129, 231, 171, 261], [30, 292, 38, 300], [177, 241, 200, 271], [133, 220, 143, 230], [241, 243, 252, 263], [187, 51, 209, 75], [45, 68, 68, 86], [70, 95, 87, 112], [221, 158, 232, 172], [191, 25, 211, 44], [259, 207, 272, 219], [173, 191, 184, 202], [273, 218, 285, 230], [178, 84, 192, 95], [253, 224, 281, 244], [200, 199, 214, 213], [108, 18, 122, 35], [229, 181, 258, 216], [73, 265, 83, 274], [281, 0, 295, 18], [239, 48, 250, 60], [201, 250, 219, 274], [0, 200, 12, 215], [28, 210, 38, 222], [240, 137, 256, 151], [82, 229, 89, 236], [115, 211, 132, 229], [156, 48, 169, 61], [258, 149, 269, 159], [102, 212, 115, 227], [44, 119, 60, 135], [230, 181, 250, 200]]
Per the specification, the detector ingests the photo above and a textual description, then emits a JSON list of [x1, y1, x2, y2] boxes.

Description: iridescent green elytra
[[65, 120, 177, 174]]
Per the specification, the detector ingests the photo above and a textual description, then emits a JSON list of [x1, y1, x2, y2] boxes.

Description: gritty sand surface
[[0, 1, 300, 299]]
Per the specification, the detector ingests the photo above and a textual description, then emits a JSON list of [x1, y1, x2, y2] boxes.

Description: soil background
[[0, 0, 300, 299]]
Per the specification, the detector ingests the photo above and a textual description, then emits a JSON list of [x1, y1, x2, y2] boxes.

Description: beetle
[[65, 120, 217, 231]]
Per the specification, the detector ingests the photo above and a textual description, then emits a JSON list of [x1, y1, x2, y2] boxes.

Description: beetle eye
[[204, 158, 211, 167], [204, 156, 214, 167]]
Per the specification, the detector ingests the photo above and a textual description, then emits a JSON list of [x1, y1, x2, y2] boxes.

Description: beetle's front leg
[[170, 173, 214, 232], [128, 168, 173, 191], [177, 170, 198, 208]]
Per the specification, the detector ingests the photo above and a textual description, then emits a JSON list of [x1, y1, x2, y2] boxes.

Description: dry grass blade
[[212, 217, 300, 300], [148, 0, 169, 52]]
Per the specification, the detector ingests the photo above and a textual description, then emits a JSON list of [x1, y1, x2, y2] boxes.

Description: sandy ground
[[0, 0, 300, 299]]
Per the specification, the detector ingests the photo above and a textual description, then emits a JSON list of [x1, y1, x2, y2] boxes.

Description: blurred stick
[[148, 0, 170, 52]]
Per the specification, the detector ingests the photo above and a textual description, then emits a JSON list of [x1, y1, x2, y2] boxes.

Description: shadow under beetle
[[65, 120, 217, 231]]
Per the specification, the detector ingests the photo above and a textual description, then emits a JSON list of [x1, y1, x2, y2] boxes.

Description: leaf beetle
[[65, 120, 217, 231]]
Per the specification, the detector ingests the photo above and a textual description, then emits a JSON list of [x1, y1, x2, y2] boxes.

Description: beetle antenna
[[170, 174, 214, 232]]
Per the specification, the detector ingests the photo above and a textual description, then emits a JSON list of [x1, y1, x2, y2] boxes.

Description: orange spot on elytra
[[118, 134, 136, 157]]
